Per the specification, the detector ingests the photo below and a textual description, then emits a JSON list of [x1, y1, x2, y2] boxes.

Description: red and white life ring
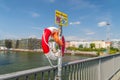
[[41, 27, 65, 60]]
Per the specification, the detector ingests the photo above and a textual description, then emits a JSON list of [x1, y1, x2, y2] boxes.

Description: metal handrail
[[0, 53, 120, 80]]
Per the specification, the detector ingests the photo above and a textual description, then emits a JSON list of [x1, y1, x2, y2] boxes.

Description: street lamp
[[98, 21, 111, 54], [106, 22, 110, 54], [106, 22, 110, 42]]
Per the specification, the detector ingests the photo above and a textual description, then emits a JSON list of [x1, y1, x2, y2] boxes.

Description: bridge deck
[[111, 69, 120, 80]]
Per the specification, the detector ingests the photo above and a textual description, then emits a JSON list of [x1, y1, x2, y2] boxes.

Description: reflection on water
[[0, 51, 88, 74]]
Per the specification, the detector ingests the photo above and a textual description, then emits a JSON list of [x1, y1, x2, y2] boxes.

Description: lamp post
[[106, 22, 110, 54], [98, 21, 111, 54]]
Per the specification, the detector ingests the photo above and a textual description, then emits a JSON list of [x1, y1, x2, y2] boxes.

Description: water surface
[[0, 51, 88, 74]]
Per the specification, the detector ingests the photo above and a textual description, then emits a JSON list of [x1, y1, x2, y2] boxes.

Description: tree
[[15, 40, 19, 48], [79, 44, 83, 48], [90, 43, 95, 49], [5, 39, 12, 49]]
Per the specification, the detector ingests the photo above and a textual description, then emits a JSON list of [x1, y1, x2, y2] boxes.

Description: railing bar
[[82, 62, 84, 80], [71, 65, 73, 80], [86, 62, 88, 80], [89, 62, 92, 80], [41, 72, 44, 80], [80, 63, 82, 80], [73, 64, 76, 80], [84, 62, 87, 80], [96, 61, 98, 80], [76, 64, 79, 80], [64, 66, 67, 80], [92, 61, 94, 80], [96, 60, 99, 80], [93, 61, 95, 80], [53, 69, 56, 79], [62, 67, 64, 80], [73, 64, 75, 80], [78, 63, 80, 80], [83, 62, 86, 80], [74, 64, 76, 80], [34, 73, 37, 80], [25, 75, 29, 80], [88, 62, 90, 80], [61, 67, 64, 80], [88, 62, 90, 79], [48, 71, 50, 80], [69, 65, 72, 80], [16, 77, 19, 80], [91, 61, 93, 80], [98, 59, 101, 80], [81, 62, 83, 80], [71, 65, 74, 80]]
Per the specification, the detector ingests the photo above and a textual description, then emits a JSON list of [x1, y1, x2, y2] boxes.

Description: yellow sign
[[55, 10, 68, 26]]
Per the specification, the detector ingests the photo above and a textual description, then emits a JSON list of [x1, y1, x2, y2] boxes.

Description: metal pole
[[55, 26, 62, 80], [106, 23, 110, 54]]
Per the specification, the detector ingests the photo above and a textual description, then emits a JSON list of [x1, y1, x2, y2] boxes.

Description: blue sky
[[0, 0, 120, 41]]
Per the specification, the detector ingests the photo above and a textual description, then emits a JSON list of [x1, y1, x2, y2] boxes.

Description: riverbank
[[65, 50, 97, 57], [0, 49, 42, 53], [0, 49, 97, 57]]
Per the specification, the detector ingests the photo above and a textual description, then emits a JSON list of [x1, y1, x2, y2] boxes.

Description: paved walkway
[[111, 70, 120, 80]]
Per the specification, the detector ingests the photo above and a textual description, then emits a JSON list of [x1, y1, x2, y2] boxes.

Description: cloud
[[29, 35, 37, 38], [83, 29, 95, 35], [86, 32, 95, 35], [98, 21, 110, 27], [0, 34, 19, 39], [65, 36, 80, 41], [69, 21, 81, 25], [31, 12, 40, 18]]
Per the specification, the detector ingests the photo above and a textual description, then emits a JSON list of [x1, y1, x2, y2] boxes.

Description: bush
[[66, 46, 119, 55]]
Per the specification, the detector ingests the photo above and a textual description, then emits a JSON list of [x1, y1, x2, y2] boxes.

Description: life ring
[[41, 27, 65, 60]]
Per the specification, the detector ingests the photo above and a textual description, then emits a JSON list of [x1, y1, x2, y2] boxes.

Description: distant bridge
[[0, 53, 120, 80]]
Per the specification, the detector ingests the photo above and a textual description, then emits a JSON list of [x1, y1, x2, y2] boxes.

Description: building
[[66, 40, 91, 48], [0, 40, 5, 47], [18, 38, 41, 50], [111, 39, 120, 50], [92, 40, 106, 48], [0, 38, 41, 50], [65, 40, 111, 49]]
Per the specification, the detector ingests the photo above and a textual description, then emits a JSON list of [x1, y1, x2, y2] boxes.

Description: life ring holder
[[41, 27, 65, 64]]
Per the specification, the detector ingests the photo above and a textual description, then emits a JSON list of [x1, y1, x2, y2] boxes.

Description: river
[[0, 51, 89, 74]]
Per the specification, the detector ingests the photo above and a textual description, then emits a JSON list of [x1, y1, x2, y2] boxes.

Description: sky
[[0, 0, 120, 41]]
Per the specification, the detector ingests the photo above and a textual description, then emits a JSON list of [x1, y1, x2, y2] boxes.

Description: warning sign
[[55, 10, 68, 26]]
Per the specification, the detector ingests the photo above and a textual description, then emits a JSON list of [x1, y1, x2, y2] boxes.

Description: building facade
[[65, 40, 111, 49], [111, 39, 120, 50]]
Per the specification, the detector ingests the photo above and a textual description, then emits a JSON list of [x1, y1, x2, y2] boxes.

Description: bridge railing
[[0, 53, 120, 80]]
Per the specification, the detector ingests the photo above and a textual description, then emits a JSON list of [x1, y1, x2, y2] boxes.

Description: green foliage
[[67, 47, 79, 51], [79, 44, 83, 48], [5, 39, 12, 49], [66, 45, 119, 55], [109, 47, 119, 54], [90, 43, 95, 49], [16, 40, 19, 48]]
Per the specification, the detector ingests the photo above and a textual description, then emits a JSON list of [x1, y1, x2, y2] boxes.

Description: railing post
[[98, 59, 101, 80]]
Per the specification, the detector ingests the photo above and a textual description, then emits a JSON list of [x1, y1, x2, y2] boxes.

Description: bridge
[[0, 53, 120, 80]]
